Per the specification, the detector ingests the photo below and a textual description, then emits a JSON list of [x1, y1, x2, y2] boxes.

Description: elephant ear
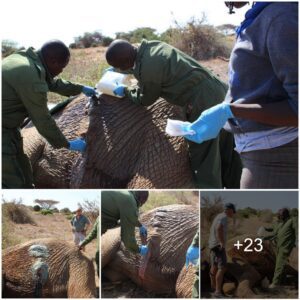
[[101, 227, 121, 268]]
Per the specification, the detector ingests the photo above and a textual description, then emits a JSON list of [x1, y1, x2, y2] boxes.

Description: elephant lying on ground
[[101, 204, 199, 297], [201, 234, 298, 298], [22, 94, 194, 188], [2, 239, 96, 298]]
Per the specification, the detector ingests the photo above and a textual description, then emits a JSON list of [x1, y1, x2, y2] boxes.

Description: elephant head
[[101, 204, 199, 296], [2, 239, 96, 298]]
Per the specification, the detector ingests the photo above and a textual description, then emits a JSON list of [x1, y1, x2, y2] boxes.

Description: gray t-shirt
[[71, 215, 90, 232], [208, 212, 227, 249]]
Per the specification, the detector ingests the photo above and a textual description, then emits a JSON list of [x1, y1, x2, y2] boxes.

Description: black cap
[[224, 203, 236, 213]]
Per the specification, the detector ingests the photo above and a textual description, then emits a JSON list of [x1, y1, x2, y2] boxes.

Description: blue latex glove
[[185, 245, 199, 267], [139, 225, 147, 237], [184, 103, 234, 144], [139, 245, 148, 256], [68, 138, 86, 153], [113, 84, 127, 97], [82, 86, 96, 97]]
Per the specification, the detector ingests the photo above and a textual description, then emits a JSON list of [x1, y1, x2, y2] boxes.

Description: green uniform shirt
[[124, 39, 225, 108], [2, 47, 83, 148], [81, 217, 99, 251], [273, 217, 297, 251], [101, 191, 140, 253]]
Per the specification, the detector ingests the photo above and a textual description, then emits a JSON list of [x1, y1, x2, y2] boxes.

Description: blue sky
[[2, 190, 100, 211], [201, 191, 298, 212], [0, 0, 249, 48]]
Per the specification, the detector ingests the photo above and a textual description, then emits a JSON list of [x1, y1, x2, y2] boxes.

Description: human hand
[[139, 245, 148, 256], [139, 225, 147, 238], [184, 103, 234, 144], [185, 245, 199, 267], [113, 84, 127, 97], [82, 86, 96, 97], [68, 138, 86, 153]]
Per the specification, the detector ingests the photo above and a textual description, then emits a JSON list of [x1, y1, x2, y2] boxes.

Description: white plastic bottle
[[96, 70, 131, 98]]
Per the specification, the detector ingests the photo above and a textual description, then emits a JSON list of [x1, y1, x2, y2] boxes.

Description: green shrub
[[65, 214, 73, 220], [60, 207, 71, 214], [33, 205, 41, 212], [41, 209, 53, 215]]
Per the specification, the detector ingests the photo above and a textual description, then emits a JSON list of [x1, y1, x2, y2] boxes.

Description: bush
[[2, 202, 36, 225], [65, 214, 73, 220], [60, 207, 71, 214], [52, 208, 59, 213], [259, 209, 274, 223], [40, 209, 53, 215], [33, 205, 41, 212], [237, 207, 258, 219], [160, 17, 232, 60]]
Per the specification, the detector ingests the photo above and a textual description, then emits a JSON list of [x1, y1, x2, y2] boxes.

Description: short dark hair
[[40, 40, 70, 63], [105, 39, 136, 67], [134, 191, 149, 206]]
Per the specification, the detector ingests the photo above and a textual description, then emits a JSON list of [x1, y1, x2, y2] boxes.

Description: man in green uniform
[[101, 190, 149, 255], [186, 231, 200, 298], [79, 217, 99, 276], [105, 39, 242, 188], [2, 40, 96, 188], [264, 208, 297, 288]]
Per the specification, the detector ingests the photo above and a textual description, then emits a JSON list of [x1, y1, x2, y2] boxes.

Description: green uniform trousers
[[2, 127, 34, 188], [192, 264, 200, 298], [186, 79, 242, 189], [272, 247, 293, 285], [95, 250, 99, 277]]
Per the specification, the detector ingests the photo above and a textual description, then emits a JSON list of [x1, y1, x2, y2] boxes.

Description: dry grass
[[47, 46, 230, 104], [48, 47, 109, 103], [140, 191, 199, 213]]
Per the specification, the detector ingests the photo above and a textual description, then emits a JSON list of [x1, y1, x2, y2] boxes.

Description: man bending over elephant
[[79, 216, 99, 276], [101, 190, 149, 256], [186, 230, 200, 298], [264, 208, 297, 288], [2, 39, 97, 188], [105, 39, 242, 189]]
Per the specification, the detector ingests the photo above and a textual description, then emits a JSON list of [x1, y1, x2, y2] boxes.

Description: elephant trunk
[[138, 229, 162, 280]]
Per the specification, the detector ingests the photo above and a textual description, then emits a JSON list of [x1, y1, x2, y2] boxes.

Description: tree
[[2, 39, 20, 58], [34, 199, 60, 210], [77, 198, 99, 223], [216, 24, 237, 36]]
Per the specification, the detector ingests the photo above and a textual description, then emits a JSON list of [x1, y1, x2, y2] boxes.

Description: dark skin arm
[[230, 101, 298, 127]]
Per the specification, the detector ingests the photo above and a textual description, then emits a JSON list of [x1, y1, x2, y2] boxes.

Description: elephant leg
[[236, 265, 261, 298], [102, 266, 128, 282], [226, 262, 261, 298]]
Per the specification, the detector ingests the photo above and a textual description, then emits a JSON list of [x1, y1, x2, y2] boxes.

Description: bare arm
[[230, 101, 298, 127], [217, 223, 225, 248]]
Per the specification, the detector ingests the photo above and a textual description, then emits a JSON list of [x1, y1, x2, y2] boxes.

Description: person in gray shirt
[[185, 2, 298, 189], [70, 207, 91, 248], [209, 203, 236, 298]]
